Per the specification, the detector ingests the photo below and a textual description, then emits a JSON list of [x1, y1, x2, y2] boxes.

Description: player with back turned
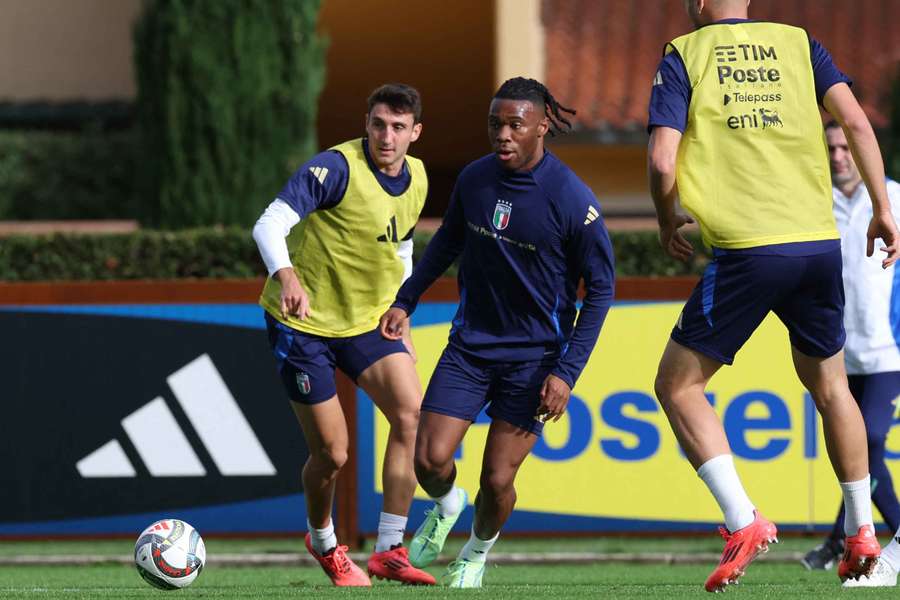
[[647, 0, 900, 591], [380, 77, 615, 588]]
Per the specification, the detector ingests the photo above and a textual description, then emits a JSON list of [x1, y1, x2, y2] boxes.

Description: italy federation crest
[[493, 200, 512, 230], [296, 372, 311, 395]]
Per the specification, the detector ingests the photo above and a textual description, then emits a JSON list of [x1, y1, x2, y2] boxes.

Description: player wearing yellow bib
[[647, 0, 900, 592], [252, 84, 435, 586]]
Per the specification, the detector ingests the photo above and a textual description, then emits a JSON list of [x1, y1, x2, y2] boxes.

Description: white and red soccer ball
[[134, 518, 206, 590]]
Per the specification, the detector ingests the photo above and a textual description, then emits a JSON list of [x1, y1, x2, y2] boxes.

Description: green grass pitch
[[0, 537, 893, 599]]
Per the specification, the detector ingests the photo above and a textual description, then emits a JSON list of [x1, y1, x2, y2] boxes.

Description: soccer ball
[[134, 518, 206, 590]]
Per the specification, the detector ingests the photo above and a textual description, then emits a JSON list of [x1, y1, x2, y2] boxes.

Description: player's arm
[[252, 150, 349, 318], [540, 195, 616, 422], [648, 127, 694, 262], [647, 51, 694, 262], [381, 185, 466, 339], [824, 83, 899, 267]]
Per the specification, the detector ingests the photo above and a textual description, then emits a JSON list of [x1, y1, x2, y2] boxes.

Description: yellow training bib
[[668, 22, 837, 249], [260, 138, 427, 337]]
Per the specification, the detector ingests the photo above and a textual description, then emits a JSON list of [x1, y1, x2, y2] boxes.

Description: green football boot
[[442, 558, 485, 588], [408, 488, 468, 568]]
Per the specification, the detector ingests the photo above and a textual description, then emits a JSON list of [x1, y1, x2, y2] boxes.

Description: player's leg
[[354, 347, 435, 585], [263, 313, 369, 586], [777, 247, 877, 580], [443, 420, 537, 589], [442, 358, 546, 588], [802, 376, 871, 570], [847, 372, 900, 587], [357, 352, 421, 532], [658, 255, 781, 591], [854, 373, 900, 535], [409, 346, 490, 568], [290, 397, 348, 545]]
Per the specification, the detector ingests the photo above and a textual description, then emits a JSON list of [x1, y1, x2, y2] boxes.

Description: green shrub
[[0, 130, 137, 220], [0, 229, 708, 281], [134, 0, 326, 228]]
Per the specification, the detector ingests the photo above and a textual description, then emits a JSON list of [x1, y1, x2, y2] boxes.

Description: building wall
[[0, 0, 140, 101], [316, 0, 496, 215]]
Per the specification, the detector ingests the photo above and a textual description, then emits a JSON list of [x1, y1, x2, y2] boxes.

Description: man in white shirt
[[803, 121, 900, 587]]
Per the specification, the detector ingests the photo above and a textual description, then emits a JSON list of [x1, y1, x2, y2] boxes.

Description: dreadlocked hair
[[493, 77, 576, 136]]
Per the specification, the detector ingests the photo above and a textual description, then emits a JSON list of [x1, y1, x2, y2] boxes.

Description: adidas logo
[[653, 70, 663, 86], [583, 205, 600, 225], [76, 354, 276, 478], [309, 166, 329, 185]]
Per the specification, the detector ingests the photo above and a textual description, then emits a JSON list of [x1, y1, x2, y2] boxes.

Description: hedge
[[0, 130, 138, 221], [0, 228, 709, 282], [133, 0, 326, 228]]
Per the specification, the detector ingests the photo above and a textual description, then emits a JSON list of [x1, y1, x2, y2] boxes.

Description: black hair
[[493, 77, 576, 136], [367, 83, 422, 123], [824, 120, 841, 131]]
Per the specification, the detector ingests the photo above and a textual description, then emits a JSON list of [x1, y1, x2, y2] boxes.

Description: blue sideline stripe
[[0, 304, 266, 330], [0, 494, 307, 535]]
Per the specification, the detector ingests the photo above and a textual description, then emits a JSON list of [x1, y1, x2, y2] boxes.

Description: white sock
[[881, 530, 900, 572], [459, 527, 498, 563], [697, 454, 756, 532], [435, 486, 463, 517], [307, 518, 337, 555], [375, 512, 407, 552], [841, 475, 874, 537]]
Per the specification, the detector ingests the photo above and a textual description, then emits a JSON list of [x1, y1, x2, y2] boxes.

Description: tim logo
[[493, 200, 512, 230]]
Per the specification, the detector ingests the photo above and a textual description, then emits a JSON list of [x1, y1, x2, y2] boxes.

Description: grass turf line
[[0, 563, 892, 599]]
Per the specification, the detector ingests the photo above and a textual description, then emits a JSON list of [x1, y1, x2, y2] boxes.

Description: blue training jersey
[[393, 151, 615, 388]]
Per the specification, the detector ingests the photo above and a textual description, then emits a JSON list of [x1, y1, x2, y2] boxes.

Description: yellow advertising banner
[[372, 302, 900, 529]]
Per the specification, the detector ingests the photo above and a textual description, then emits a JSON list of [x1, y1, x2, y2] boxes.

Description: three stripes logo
[[583, 205, 600, 225], [377, 215, 399, 243], [719, 542, 744, 565], [76, 354, 276, 478], [309, 166, 329, 185]]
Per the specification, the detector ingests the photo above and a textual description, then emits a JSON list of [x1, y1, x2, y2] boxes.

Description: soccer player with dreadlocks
[[380, 77, 615, 587]]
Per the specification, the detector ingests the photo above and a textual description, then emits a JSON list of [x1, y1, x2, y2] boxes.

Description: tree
[[134, 0, 326, 228]]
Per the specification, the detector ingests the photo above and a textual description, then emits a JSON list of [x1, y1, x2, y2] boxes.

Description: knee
[[310, 444, 348, 475], [654, 369, 681, 409], [414, 446, 452, 482], [387, 407, 421, 442]]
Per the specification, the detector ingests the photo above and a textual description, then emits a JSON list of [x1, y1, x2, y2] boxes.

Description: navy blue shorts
[[264, 312, 407, 404], [422, 344, 554, 435], [672, 248, 846, 365]]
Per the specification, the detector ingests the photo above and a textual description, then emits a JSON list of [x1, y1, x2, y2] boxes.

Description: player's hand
[[536, 374, 571, 423], [658, 213, 695, 262], [867, 211, 900, 269], [276, 267, 310, 320], [379, 307, 408, 341]]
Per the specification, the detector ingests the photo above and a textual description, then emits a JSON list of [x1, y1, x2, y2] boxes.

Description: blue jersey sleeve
[[553, 191, 616, 389], [276, 150, 349, 218], [647, 51, 691, 134], [809, 36, 852, 105], [393, 182, 466, 315]]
